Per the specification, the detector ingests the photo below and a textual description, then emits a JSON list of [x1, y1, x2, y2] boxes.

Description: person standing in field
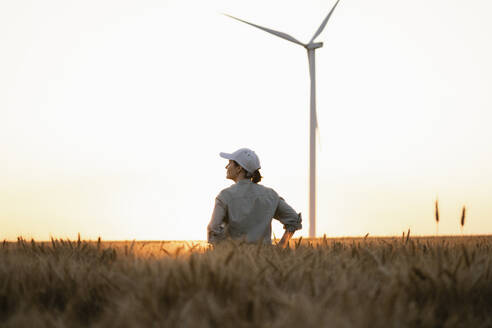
[[207, 148, 302, 245]]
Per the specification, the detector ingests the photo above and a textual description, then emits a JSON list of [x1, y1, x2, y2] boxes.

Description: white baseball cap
[[220, 148, 261, 174]]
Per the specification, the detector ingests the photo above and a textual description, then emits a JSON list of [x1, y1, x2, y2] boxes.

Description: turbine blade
[[224, 14, 306, 47], [309, 0, 341, 44]]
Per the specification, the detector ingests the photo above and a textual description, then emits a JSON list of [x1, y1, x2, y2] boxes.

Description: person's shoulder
[[216, 184, 236, 201], [254, 183, 279, 197]]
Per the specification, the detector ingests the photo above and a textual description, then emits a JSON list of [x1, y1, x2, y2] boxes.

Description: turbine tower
[[225, 0, 341, 238]]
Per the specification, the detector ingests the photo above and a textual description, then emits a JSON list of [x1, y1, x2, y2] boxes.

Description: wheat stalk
[[460, 205, 466, 235], [435, 198, 440, 236]]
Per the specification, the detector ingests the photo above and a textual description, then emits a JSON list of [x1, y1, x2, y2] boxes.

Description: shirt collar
[[237, 179, 252, 184]]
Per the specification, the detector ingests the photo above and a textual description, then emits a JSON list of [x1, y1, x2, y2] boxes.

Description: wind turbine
[[225, 0, 341, 238]]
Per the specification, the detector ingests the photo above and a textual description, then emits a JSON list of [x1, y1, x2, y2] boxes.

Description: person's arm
[[274, 197, 302, 247], [207, 196, 228, 244], [278, 230, 294, 249]]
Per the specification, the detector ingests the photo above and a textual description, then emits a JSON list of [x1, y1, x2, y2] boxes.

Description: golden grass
[[1, 236, 492, 327]]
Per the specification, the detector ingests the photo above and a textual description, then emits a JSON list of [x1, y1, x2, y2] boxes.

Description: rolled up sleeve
[[207, 197, 228, 244], [274, 197, 302, 232]]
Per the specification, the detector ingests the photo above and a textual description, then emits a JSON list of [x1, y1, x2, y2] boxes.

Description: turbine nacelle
[[306, 42, 323, 50]]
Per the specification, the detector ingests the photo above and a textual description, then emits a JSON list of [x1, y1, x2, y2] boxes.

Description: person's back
[[207, 148, 302, 245]]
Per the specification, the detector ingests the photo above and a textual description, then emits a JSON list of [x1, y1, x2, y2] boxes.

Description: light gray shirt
[[207, 179, 302, 244]]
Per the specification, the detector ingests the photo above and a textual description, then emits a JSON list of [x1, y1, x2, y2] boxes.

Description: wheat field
[[1, 235, 491, 327]]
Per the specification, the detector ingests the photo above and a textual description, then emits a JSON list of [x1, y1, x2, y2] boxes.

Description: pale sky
[[1, 0, 491, 241]]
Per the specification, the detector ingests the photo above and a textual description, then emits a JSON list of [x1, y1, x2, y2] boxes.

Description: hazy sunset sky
[[1, 0, 491, 241]]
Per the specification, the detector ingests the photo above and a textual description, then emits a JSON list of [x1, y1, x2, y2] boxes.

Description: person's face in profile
[[226, 160, 242, 181]]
